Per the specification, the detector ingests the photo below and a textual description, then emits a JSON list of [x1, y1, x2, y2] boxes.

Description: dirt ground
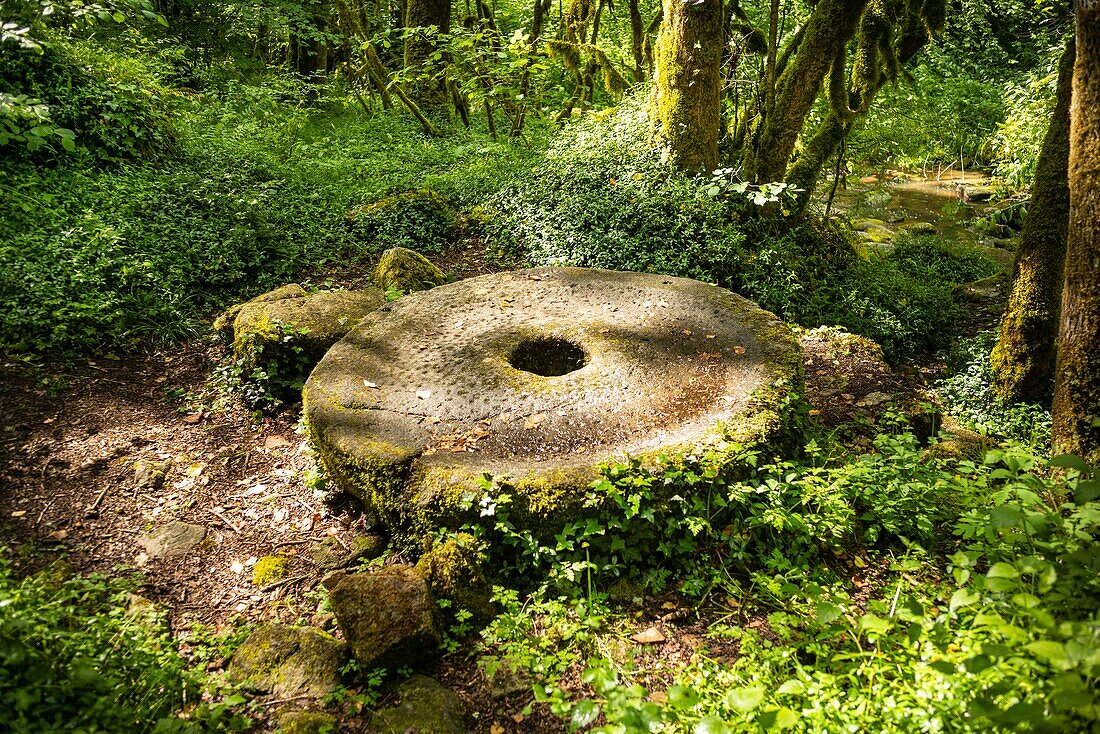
[[0, 240, 952, 733]]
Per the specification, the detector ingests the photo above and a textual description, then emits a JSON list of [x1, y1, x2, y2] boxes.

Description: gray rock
[[372, 247, 448, 295], [139, 521, 206, 559], [961, 185, 994, 203], [227, 623, 347, 699], [370, 675, 467, 734], [133, 459, 170, 490], [325, 566, 441, 672], [309, 534, 386, 571]]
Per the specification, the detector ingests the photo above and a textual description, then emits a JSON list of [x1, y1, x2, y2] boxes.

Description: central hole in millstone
[[509, 337, 588, 377]]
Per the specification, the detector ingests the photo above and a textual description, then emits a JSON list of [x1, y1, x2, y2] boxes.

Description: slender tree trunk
[[511, 0, 552, 135], [1052, 5, 1100, 463], [628, 0, 645, 81], [991, 37, 1074, 404], [405, 0, 452, 108], [744, 0, 868, 183], [650, 0, 723, 171]]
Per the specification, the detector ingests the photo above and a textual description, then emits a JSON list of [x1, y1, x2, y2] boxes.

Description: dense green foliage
[[473, 439, 1100, 733], [0, 554, 247, 733], [492, 103, 998, 359]]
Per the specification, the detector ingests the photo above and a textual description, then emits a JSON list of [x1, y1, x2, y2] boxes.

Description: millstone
[[303, 267, 802, 536]]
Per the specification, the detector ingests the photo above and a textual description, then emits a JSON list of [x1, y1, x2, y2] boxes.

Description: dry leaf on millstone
[[230, 561, 245, 574], [523, 413, 547, 430], [416, 390, 432, 400], [362, 380, 378, 389], [631, 626, 666, 644]]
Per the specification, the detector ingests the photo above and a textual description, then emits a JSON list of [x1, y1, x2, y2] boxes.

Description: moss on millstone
[[372, 247, 448, 295], [253, 555, 291, 586]]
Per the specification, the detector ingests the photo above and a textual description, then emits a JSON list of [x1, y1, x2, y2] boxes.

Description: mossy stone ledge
[[303, 267, 803, 538]]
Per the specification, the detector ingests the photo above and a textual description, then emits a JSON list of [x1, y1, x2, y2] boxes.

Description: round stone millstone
[[303, 267, 803, 536]]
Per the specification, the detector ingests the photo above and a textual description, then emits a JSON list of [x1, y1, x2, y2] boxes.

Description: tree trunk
[[787, 13, 933, 208], [649, 0, 723, 171], [1052, 5, 1100, 463], [991, 37, 1075, 404], [405, 0, 452, 108], [628, 0, 645, 81], [744, 0, 868, 183]]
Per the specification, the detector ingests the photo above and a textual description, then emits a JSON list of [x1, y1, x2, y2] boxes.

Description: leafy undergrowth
[[458, 429, 1100, 733], [0, 41, 546, 356], [490, 100, 1000, 361], [0, 555, 252, 733]]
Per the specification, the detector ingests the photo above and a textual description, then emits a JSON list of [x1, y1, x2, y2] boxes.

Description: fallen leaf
[[230, 561, 244, 574], [416, 390, 432, 400], [264, 435, 291, 449], [10, 510, 26, 518], [706, 334, 716, 339], [523, 413, 546, 430], [490, 725, 505, 734], [681, 329, 692, 336], [631, 626, 666, 644], [733, 346, 747, 355], [362, 380, 379, 389], [48, 529, 68, 541], [182, 412, 203, 424], [425, 416, 442, 425], [185, 462, 206, 477]]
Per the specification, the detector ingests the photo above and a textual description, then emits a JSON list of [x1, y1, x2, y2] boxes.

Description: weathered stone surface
[[133, 459, 170, 490], [325, 565, 441, 672], [857, 224, 897, 244], [138, 521, 206, 559], [850, 217, 886, 231], [961, 184, 995, 203], [309, 534, 387, 571], [304, 267, 802, 536], [372, 247, 447, 294], [229, 286, 385, 372], [227, 623, 347, 699], [369, 675, 467, 734]]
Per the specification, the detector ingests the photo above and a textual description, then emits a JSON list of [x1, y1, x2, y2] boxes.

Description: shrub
[[345, 189, 457, 255], [0, 553, 245, 733]]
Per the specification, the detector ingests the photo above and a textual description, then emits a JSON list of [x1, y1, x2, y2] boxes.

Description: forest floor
[[0, 180, 1009, 732]]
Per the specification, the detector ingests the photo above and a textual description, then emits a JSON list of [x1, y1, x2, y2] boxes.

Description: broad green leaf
[[726, 686, 765, 712], [986, 562, 1019, 579], [667, 685, 701, 710], [1050, 454, 1092, 472], [571, 699, 600, 729], [1025, 640, 1070, 667]]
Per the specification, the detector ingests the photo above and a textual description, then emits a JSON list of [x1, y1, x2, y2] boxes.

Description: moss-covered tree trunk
[[649, 0, 723, 171], [787, 10, 935, 208], [404, 0, 452, 108], [629, 0, 646, 81], [991, 37, 1074, 404], [744, 0, 868, 183], [1052, 5, 1100, 463]]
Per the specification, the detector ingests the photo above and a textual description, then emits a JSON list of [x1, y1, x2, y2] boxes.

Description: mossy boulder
[[324, 565, 442, 672], [415, 533, 495, 622], [369, 675, 467, 734], [303, 267, 803, 541], [138, 521, 206, 559], [346, 189, 456, 254], [309, 534, 387, 571], [275, 710, 337, 734], [217, 285, 384, 374], [227, 624, 347, 699], [371, 247, 448, 295]]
